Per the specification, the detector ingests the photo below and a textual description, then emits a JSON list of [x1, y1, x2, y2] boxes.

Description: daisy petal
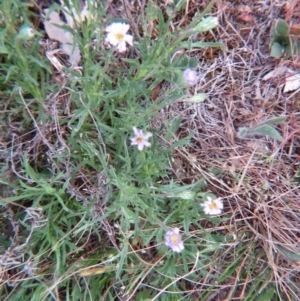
[[117, 41, 127, 52], [137, 144, 144, 151], [121, 23, 130, 34], [124, 34, 133, 45]]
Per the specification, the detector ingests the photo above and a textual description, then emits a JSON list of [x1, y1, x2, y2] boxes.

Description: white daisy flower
[[201, 196, 223, 215], [105, 22, 133, 52], [165, 228, 184, 253], [130, 127, 152, 151]]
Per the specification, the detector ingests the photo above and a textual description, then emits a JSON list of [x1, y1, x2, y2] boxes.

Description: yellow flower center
[[209, 201, 218, 210], [170, 235, 179, 244], [115, 33, 124, 42], [136, 136, 143, 144]]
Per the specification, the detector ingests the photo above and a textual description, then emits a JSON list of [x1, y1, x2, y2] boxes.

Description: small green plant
[[270, 19, 300, 57], [237, 116, 287, 142]]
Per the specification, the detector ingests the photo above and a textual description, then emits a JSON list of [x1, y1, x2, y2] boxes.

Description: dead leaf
[[237, 5, 252, 14], [284, 71, 300, 93], [262, 66, 288, 81], [46, 51, 63, 72], [44, 9, 81, 67], [44, 9, 73, 44], [285, 0, 299, 22], [237, 13, 254, 23], [150, 85, 161, 100], [60, 0, 90, 29], [61, 43, 81, 66], [289, 25, 300, 36], [262, 67, 300, 93]]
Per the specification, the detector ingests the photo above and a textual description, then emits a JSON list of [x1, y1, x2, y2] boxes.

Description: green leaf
[[170, 114, 182, 134], [0, 194, 43, 204], [217, 260, 240, 283], [24, 155, 39, 181], [177, 190, 196, 200], [0, 29, 8, 54], [157, 180, 202, 195], [277, 245, 300, 261], [70, 109, 88, 136], [122, 58, 140, 66], [193, 16, 218, 33], [255, 286, 276, 301], [260, 116, 287, 125], [270, 19, 290, 52], [195, 0, 217, 22], [145, 0, 159, 22], [29, 56, 52, 73], [183, 93, 206, 103], [166, 132, 194, 150], [284, 42, 292, 56], [0, 233, 12, 248], [188, 57, 198, 68], [181, 41, 222, 49], [0, 44, 8, 54], [270, 42, 283, 57], [116, 243, 128, 279], [251, 124, 283, 142], [275, 19, 289, 37]]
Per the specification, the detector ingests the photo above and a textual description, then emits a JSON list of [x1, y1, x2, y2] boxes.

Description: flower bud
[[177, 190, 196, 200], [18, 26, 35, 40], [183, 93, 206, 103], [194, 16, 218, 33], [183, 68, 198, 86]]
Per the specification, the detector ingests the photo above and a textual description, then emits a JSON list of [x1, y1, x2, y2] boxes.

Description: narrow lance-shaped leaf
[[180, 41, 222, 49], [259, 116, 287, 126], [256, 286, 276, 301], [250, 124, 283, 142], [277, 245, 300, 261], [170, 114, 182, 134]]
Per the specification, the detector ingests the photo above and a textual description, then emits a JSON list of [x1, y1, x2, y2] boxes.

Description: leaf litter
[[262, 66, 300, 93], [43, 1, 89, 67]]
